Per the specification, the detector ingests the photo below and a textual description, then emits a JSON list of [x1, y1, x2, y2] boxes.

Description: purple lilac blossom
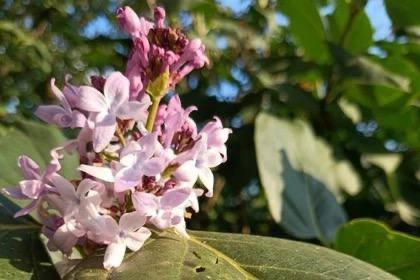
[[3, 5, 230, 270]]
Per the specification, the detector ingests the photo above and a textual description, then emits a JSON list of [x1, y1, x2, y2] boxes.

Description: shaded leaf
[[254, 113, 361, 243], [384, 0, 420, 30], [335, 219, 420, 279], [330, 44, 410, 91], [65, 229, 396, 280], [0, 195, 58, 279], [328, 1, 373, 54]]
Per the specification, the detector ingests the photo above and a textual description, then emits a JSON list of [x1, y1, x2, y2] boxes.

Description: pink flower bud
[[116, 6, 141, 36], [154, 6, 166, 28]]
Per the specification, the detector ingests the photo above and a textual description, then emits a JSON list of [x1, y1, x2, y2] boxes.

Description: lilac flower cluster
[[3, 6, 230, 269]]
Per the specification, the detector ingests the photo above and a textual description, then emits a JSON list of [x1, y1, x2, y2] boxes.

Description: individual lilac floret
[[132, 187, 200, 236], [35, 78, 86, 128], [2, 155, 60, 217], [96, 212, 151, 269], [77, 71, 151, 152], [117, 6, 209, 99], [154, 95, 197, 150], [78, 133, 168, 193]]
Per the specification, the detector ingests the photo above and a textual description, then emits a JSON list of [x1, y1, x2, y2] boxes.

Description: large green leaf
[[0, 194, 59, 279], [254, 112, 361, 243], [64, 229, 396, 280], [335, 219, 420, 279], [385, 0, 420, 30], [279, 0, 330, 63]]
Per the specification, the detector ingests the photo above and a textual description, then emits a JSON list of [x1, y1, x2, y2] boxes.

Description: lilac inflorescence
[[3, 6, 230, 270]]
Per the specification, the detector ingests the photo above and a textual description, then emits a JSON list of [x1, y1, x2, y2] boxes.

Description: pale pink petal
[[53, 223, 79, 255], [103, 72, 130, 112], [116, 100, 150, 121], [114, 166, 142, 192], [49, 174, 77, 201], [119, 212, 147, 232], [205, 148, 224, 168], [77, 86, 107, 112], [71, 110, 87, 128], [103, 239, 126, 270], [14, 200, 39, 217], [125, 228, 151, 251], [50, 78, 72, 112], [173, 160, 198, 185], [198, 167, 214, 197], [132, 192, 159, 216], [2, 187, 25, 199], [20, 180, 43, 199], [143, 158, 165, 176], [35, 105, 68, 125], [17, 156, 40, 180], [78, 165, 115, 182], [93, 112, 117, 152], [161, 187, 192, 209]]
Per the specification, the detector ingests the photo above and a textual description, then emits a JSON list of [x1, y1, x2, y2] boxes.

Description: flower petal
[[35, 105, 68, 125], [50, 78, 71, 112], [14, 200, 39, 217], [17, 156, 40, 180], [103, 72, 130, 112], [103, 239, 126, 270], [198, 167, 214, 197], [93, 112, 117, 152], [77, 86, 107, 112], [116, 100, 150, 121], [78, 165, 115, 182], [49, 174, 77, 201], [161, 187, 192, 209], [119, 211, 147, 232], [114, 166, 142, 192], [125, 227, 151, 251], [20, 180, 43, 199], [53, 223, 79, 255], [132, 192, 159, 216]]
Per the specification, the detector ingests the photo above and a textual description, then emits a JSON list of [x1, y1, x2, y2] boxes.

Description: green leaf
[[254, 112, 362, 243], [0, 194, 59, 279], [64, 229, 396, 280], [0, 118, 79, 190], [328, 1, 373, 54], [330, 45, 410, 91], [279, 0, 330, 63], [385, 0, 420, 30], [335, 219, 420, 279]]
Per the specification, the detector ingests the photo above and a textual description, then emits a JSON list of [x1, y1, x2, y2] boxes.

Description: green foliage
[[65, 230, 395, 280], [335, 219, 420, 279], [0, 195, 59, 279]]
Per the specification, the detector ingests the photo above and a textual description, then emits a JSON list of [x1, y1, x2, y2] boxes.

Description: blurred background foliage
[[1, 0, 420, 243]]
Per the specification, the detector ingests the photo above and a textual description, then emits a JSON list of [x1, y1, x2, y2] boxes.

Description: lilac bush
[[3, 6, 230, 270]]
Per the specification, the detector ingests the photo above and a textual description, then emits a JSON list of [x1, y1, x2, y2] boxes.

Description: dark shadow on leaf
[[279, 150, 347, 244]]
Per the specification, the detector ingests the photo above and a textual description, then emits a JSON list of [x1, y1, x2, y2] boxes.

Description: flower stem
[[115, 126, 126, 146], [145, 96, 161, 132]]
